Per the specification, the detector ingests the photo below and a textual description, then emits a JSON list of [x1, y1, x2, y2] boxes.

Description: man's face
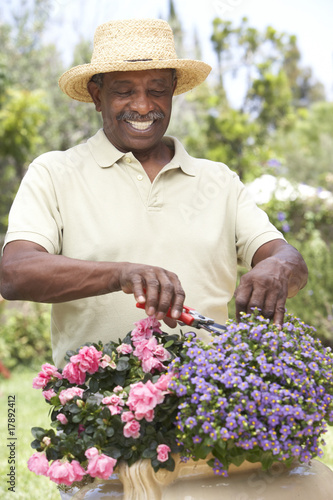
[[88, 69, 177, 154]]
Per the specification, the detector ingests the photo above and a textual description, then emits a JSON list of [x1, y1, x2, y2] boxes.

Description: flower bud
[[42, 436, 51, 447], [76, 399, 85, 408]]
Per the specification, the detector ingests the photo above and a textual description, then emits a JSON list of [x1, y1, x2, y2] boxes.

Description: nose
[[129, 90, 154, 116]]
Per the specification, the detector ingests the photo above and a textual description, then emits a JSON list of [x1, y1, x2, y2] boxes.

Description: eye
[[149, 89, 167, 96], [114, 90, 132, 97]]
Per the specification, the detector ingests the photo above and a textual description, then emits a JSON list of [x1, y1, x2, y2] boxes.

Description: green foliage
[[270, 102, 333, 187], [251, 194, 332, 346], [0, 304, 53, 370]]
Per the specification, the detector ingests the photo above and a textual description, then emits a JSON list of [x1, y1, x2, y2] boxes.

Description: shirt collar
[[87, 129, 196, 177]]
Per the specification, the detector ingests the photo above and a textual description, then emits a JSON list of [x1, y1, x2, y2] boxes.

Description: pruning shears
[[136, 303, 226, 334]]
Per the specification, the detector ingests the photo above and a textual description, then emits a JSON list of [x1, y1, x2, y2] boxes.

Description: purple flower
[[185, 417, 197, 429], [277, 211, 286, 222], [202, 421, 214, 434]]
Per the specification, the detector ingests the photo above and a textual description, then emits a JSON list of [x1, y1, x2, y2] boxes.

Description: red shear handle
[[135, 302, 195, 325]]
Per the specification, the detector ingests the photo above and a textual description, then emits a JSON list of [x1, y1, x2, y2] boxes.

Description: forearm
[[0, 241, 185, 320], [0, 242, 122, 303]]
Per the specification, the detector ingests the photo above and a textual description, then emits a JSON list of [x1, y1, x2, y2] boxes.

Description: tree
[[270, 101, 333, 188], [0, 0, 101, 237]]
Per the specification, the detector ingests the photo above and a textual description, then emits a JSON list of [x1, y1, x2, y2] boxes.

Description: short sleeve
[[235, 179, 285, 269], [3, 161, 63, 254]]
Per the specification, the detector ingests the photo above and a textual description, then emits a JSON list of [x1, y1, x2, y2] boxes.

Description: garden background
[[0, 0, 332, 498]]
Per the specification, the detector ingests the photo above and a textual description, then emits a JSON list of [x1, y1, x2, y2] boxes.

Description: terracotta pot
[[59, 456, 333, 500]]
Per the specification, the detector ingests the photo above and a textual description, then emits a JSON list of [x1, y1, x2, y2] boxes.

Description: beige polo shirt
[[4, 129, 284, 367]]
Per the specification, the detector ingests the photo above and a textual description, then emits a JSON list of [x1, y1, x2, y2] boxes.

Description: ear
[[172, 76, 178, 96], [87, 81, 102, 112]]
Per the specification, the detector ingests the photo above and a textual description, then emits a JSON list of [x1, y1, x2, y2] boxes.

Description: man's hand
[[234, 239, 308, 327], [115, 262, 185, 322]]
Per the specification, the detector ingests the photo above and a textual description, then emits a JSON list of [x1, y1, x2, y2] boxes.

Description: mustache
[[117, 110, 165, 121]]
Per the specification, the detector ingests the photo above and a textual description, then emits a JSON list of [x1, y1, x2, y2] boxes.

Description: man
[[0, 19, 307, 368]]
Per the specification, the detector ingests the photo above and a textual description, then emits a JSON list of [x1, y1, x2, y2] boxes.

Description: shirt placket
[[122, 153, 163, 211]]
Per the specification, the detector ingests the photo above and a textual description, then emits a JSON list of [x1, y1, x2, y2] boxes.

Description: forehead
[[104, 69, 174, 86]]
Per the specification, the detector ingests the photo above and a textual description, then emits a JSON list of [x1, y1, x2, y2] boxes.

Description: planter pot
[[59, 456, 333, 500]]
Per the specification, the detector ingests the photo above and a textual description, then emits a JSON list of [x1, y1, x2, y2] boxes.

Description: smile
[[125, 120, 154, 131]]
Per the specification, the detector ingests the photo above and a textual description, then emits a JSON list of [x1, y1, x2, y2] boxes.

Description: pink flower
[[32, 363, 62, 389], [56, 414, 68, 425], [47, 459, 86, 485], [100, 354, 111, 368], [154, 345, 171, 362], [154, 373, 172, 392], [127, 381, 165, 421], [141, 357, 165, 373], [123, 419, 141, 439], [102, 395, 123, 406], [113, 385, 124, 393], [27, 452, 49, 476], [133, 337, 170, 373], [102, 394, 124, 415], [121, 411, 135, 423], [70, 345, 102, 376], [116, 343, 133, 355], [85, 447, 117, 479], [107, 405, 122, 415], [62, 362, 86, 385], [59, 387, 84, 406], [131, 317, 162, 343], [157, 444, 171, 462], [133, 337, 157, 360], [42, 389, 56, 400]]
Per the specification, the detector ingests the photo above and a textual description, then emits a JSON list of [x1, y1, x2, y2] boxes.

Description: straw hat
[[58, 18, 212, 102]]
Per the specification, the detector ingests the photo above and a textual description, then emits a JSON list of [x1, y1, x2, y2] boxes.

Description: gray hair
[[89, 69, 177, 89], [89, 73, 105, 88]]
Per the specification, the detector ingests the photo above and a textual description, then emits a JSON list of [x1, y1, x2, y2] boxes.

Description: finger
[[144, 274, 161, 316], [168, 276, 185, 319], [163, 316, 178, 328], [273, 301, 286, 328], [245, 287, 267, 317], [128, 274, 146, 304], [262, 281, 288, 322], [235, 280, 253, 321]]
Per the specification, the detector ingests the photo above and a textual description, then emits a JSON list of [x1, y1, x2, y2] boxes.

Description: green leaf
[[261, 451, 274, 470], [72, 413, 83, 423], [89, 378, 99, 393], [165, 457, 176, 471], [106, 427, 115, 437], [142, 448, 156, 459], [193, 443, 211, 460], [67, 404, 81, 414], [116, 358, 130, 371], [30, 439, 42, 450], [31, 427, 46, 440], [46, 448, 59, 461], [103, 446, 122, 459], [164, 340, 175, 348]]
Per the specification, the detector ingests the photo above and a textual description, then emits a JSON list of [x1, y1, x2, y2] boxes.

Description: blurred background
[[0, 0, 332, 498]]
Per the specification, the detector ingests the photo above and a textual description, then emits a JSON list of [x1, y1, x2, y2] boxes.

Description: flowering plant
[[170, 310, 333, 476], [28, 310, 333, 489]]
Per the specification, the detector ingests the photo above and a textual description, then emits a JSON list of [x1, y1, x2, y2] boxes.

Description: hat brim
[[58, 59, 212, 102]]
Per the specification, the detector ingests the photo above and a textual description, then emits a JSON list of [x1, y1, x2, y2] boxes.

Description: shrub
[[0, 303, 53, 370]]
